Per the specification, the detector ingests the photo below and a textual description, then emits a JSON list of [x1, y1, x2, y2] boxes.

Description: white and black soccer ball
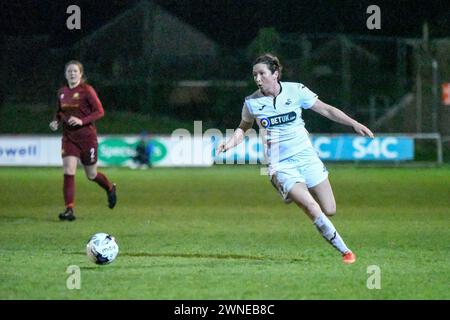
[[86, 233, 119, 265]]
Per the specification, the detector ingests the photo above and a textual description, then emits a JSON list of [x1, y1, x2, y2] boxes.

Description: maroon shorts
[[62, 135, 98, 165]]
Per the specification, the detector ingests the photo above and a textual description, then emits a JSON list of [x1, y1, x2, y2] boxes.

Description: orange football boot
[[342, 251, 356, 264]]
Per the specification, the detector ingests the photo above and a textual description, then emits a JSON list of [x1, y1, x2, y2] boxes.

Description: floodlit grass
[[0, 166, 449, 299]]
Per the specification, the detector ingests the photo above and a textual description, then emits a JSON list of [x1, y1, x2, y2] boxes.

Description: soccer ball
[[86, 232, 119, 265]]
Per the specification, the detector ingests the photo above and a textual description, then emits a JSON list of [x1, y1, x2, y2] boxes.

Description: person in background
[[131, 131, 154, 169], [49, 60, 117, 221]]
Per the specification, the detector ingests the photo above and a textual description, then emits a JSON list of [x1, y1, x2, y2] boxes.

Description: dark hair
[[64, 60, 86, 83], [252, 54, 282, 80]]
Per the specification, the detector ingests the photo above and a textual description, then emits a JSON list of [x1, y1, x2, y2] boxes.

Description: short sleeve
[[241, 102, 254, 122], [298, 83, 318, 109]]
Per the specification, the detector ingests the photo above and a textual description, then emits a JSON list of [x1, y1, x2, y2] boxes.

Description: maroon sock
[[64, 174, 75, 208], [93, 172, 113, 191]]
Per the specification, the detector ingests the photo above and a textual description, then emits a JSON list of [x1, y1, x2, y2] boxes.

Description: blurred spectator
[[131, 131, 153, 169]]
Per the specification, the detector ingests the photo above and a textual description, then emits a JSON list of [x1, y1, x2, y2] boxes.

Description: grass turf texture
[[0, 166, 449, 299]]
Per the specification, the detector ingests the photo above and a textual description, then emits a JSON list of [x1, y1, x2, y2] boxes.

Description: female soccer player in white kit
[[217, 54, 374, 264]]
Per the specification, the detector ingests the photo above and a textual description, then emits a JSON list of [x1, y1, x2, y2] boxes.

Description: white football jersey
[[242, 82, 318, 164]]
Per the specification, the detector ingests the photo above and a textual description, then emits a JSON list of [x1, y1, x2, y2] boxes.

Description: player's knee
[[304, 201, 322, 216], [86, 172, 97, 180], [324, 208, 336, 216], [63, 165, 76, 175], [323, 203, 337, 216]]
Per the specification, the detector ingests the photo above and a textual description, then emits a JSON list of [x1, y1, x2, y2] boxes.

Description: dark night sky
[[1, 0, 449, 48]]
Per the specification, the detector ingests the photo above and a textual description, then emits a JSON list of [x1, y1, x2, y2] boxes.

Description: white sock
[[313, 212, 350, 254]]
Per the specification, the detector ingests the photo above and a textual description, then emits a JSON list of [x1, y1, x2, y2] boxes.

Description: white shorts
[[269, 146, 328, 203]]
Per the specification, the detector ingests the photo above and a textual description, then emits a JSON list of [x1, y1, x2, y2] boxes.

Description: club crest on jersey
[[73, 93, 80, 99], [60, 94, 64, 99], [260, 111, 297, 128]]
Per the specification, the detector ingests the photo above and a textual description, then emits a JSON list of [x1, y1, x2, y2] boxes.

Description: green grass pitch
[[0, 165, 449, 299]]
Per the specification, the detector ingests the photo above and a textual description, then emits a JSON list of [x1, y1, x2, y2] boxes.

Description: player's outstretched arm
[[216, 120, 253, 155], [311, 99, 374, 138]]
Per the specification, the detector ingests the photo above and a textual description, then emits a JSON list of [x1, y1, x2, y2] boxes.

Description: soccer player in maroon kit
[[49, 60, 116, 221]]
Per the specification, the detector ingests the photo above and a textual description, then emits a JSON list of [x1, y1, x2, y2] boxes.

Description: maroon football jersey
[[55, 83, 105, 142]]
